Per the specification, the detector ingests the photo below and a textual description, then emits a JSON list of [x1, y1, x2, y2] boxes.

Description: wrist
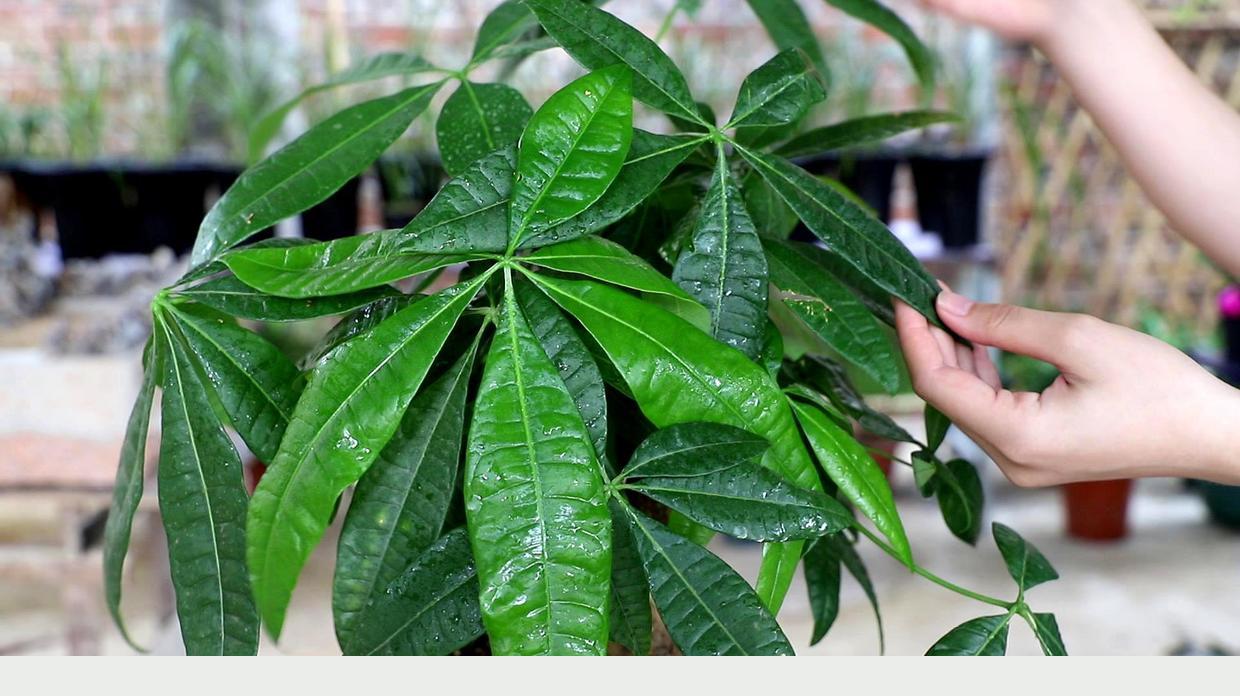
[[1202, 384, 1240, 485]]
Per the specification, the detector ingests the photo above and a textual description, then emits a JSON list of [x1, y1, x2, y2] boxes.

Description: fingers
[[895, 300, 1017, 437], [973, 343, 1003, 390], [935, 290, 1101, 373]]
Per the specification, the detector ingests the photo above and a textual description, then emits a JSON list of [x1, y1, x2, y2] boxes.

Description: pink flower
[[1220, 286, 1240, 319]]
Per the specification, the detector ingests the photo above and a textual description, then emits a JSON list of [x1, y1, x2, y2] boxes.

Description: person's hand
[[917, 0, 1068, 43], [895, 291, 1240, 486]]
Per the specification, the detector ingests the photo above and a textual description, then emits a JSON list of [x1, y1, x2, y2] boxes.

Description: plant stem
[[655, 6, 679, 43], [854, 525, 1013, 610]]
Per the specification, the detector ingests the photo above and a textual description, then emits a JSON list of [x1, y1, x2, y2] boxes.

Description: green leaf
[[341, 528, 484, 656], [743, 171, 798, 240], [764, 238, 901, 393], [624, 423, 852, 541], [672, 148, 768, 360], [792, 401, 911, 566], [224, 233, 477, 298], [193, 82, 442, 265], [300, 294, 420, 370], [333, 343, 477, 648], [400, 144, 518, 253], [925, 405, 951, 453], [789, 355, 915, 443], [519, 130, 703, 249], [526, 0, 702, 122], [103, 343, 157, 651], [794, 241, 898, 326], [992, 523, 1059, 592], [816, 533, 886, 650], [777, 111, 960, 159], [514, 279, 608, 466], [472, 1, 537, 62], [525, 235, 707, 328], [532, 275, 820, 612], [464, 279, 611, 656], [744, 0, 830, 87], [165, 303, 304, 464], [154, 315, 259, 655], [912, 449, 938, 497], [728, 48, 825, 130], [247, 277, 484, 638], [821, 0, 935, 93], [176, 273, 398, 322], [437, 82, 532, 176], [937, 458, 984, 545], [803, 536, 842, 645], [760, 320, 785, 379], [738, 147, 941, 323], [509, 65, 634, 246], [608, 500, 652, 655], [927, 614, 1011, 656], [1023, 611, 1067, 656], [623, 507, 794, 655], [248, 52, 439, 161]]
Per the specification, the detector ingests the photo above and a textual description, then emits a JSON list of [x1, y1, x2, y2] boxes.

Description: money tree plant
[[104, 0, 1065, 656]]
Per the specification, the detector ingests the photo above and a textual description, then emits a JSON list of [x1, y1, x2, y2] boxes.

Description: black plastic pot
[[300, 176, 361, 241], [796, 150, 899, 224], [9, 159, 230, 258], [1224, 316, 1240, 365], [910, 151, 990, 249], [377, 154, 445, 229]]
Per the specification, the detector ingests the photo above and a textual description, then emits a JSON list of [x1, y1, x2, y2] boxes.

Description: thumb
[[935, 290, 1095, 371]]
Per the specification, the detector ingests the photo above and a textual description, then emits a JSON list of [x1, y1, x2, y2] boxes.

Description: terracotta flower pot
[[1062, 479, 1133, 541], [856, 432, 896, 479]]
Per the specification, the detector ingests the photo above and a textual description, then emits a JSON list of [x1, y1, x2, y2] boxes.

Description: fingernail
[[937, 290, 973, 316]]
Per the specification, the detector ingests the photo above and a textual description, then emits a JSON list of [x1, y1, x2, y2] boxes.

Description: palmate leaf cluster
[[105, 0, 1064, 656]]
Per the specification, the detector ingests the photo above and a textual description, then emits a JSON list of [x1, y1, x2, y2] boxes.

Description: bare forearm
[[1039, 0, 1240, 278]]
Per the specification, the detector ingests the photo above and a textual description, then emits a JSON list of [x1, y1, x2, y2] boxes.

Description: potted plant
[[104, 0, 1067, 657], [909, 27, 993, 249]]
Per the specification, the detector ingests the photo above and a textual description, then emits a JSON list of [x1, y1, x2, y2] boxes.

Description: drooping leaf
[[624, 422, 852, 541], [926, 614, 1011, 656], [300, 294, 421, 370], [777, 111, 959, 159], [533, 275, 820, 612], [400, 144, 518, 253], [764, 238, 901, 393], [472, 1, 538, 63], [1023, 611, 1067, 656], [526, 0, 702, 122], [165, 303, 304, 464], [464, 280, 611, 656], [623, 507, 794, 656], [509, 65, 634, 245], [103, 342, 157, 651], [792, 401, 911, 567], [193, 82, 442, 266], [519, 130, 703, 249], [525, 235, 707, 327], [803, 536, 842, 645], [341, 528, 484, 656], [672, 147, 768, 360], [248, 53, 440, 161], [608, 500, 652, 655], [992, 523, 1059, 592], [728, 48, 825, 130], [788, 355, 915, 443], [514, 279, 608, 466], [925, 405, 951, 453], [937, 458, 984, 545], [820, 533, 886, 651], [176, 273, 398, 322], [436, 82, 532, 176], [744, 0, 830, 87], [154, 316, 259, 655], [821, 0, 935, 93], [224, 232, 478, 298], [794, 241, 898, 326], [737, 147, 941, 323], [332, 343, 477, 647], [247, 277, 484, 638]]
